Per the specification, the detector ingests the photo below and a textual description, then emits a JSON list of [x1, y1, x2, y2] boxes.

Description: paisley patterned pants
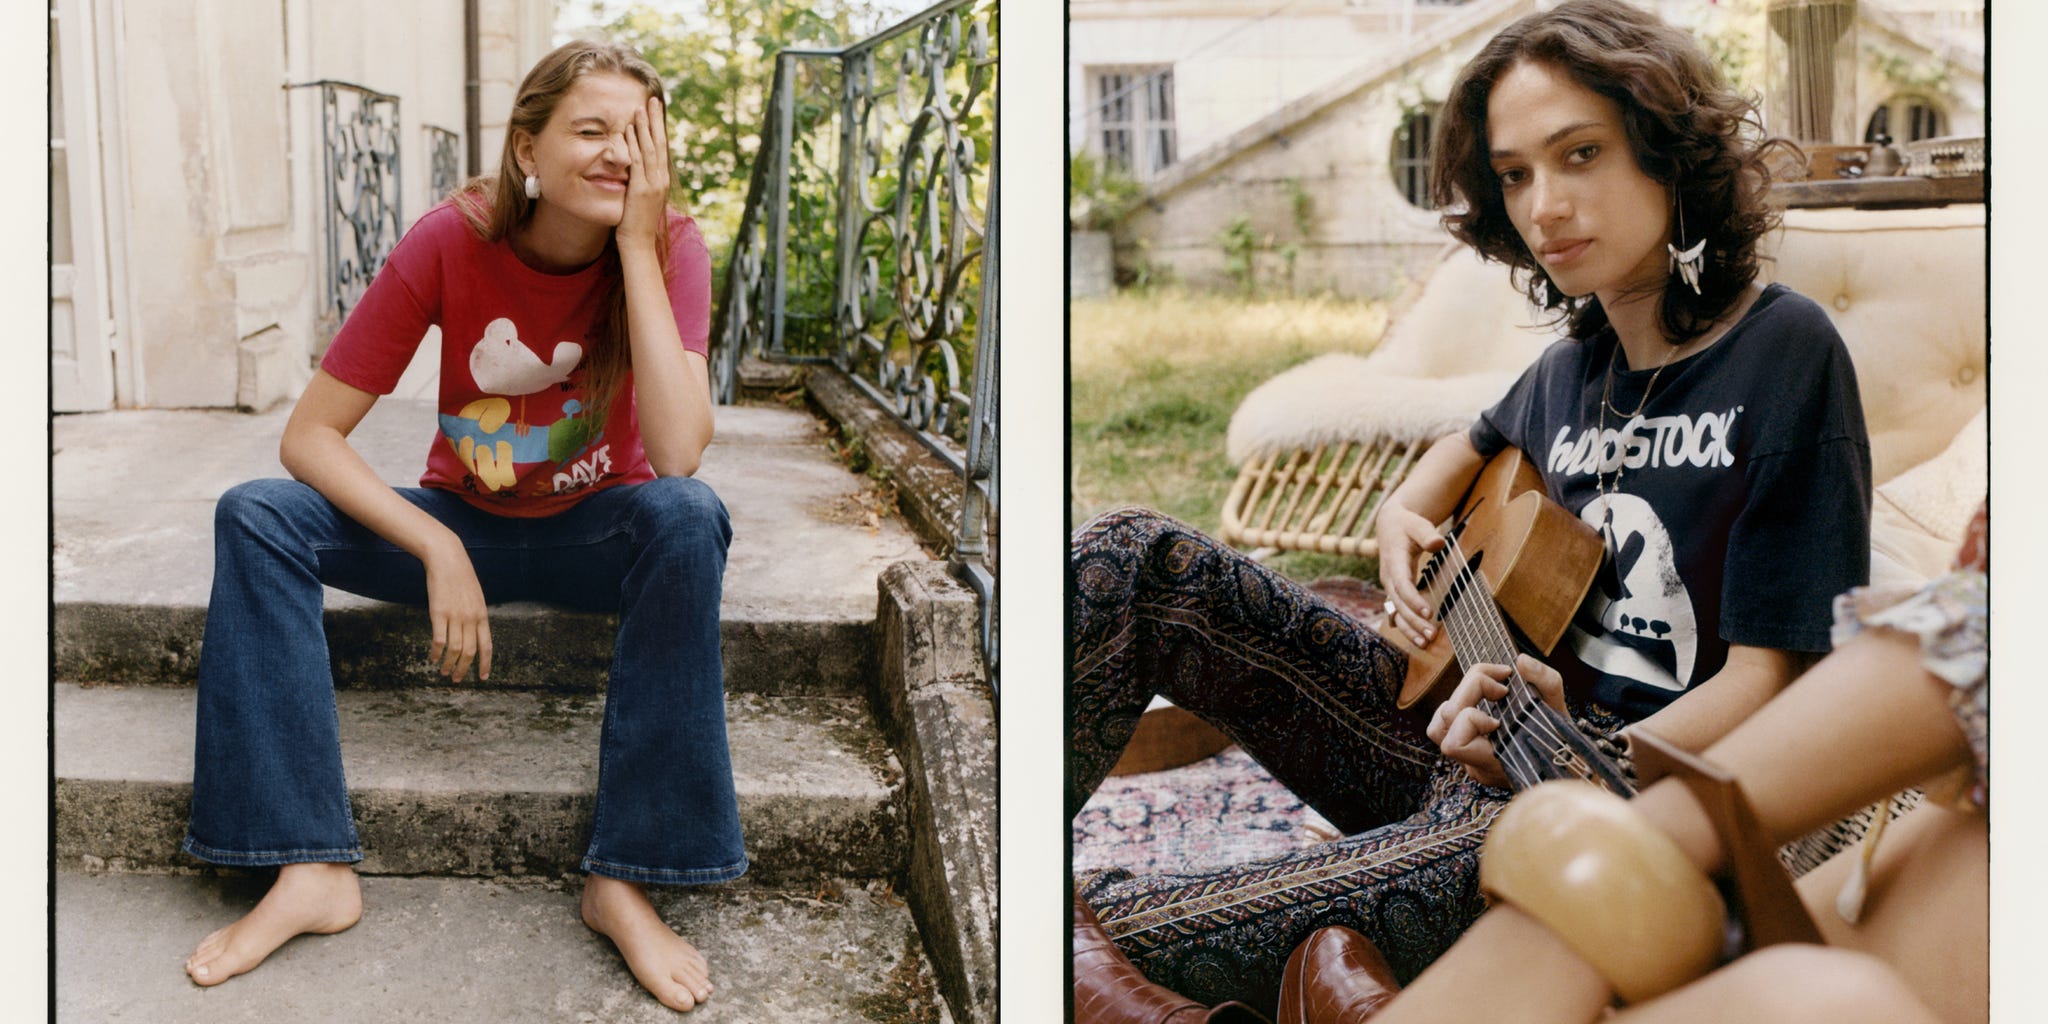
[[1071, 507, 1626, 1012]]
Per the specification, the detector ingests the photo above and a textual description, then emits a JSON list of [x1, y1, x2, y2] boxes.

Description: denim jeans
[[182, 475, 747, 886]]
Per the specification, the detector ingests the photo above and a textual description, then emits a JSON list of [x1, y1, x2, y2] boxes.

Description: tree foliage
[[1676, 0, 1767, 99], [567, 0, 994, 434], [569, 0, 903, 258]]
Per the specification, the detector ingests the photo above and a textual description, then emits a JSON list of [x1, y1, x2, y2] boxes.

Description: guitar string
[[1426, 537, 1547, 787], [1441, 548, 1540, 786], [1443, 527, 1568, 737], [1449, 527, 1578, 785], [1436, 531, 1577, 787], [1441, 527, 1630, 795], [1424, 536, 1548, 788]]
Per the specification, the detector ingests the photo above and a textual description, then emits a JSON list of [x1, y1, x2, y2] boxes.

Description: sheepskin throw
[[1226, 246, 1555, 465]]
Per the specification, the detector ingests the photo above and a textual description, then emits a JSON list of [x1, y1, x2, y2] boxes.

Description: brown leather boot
[[1275, 927, 1401, 1024], [1074, 894, 1273, 1023]]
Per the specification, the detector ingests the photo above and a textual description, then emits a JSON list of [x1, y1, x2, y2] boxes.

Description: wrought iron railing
[[425, 124, 462, 205], [954, 162, 996, 677], [712, 0, 998, 685], [288, 80, 404, 330]]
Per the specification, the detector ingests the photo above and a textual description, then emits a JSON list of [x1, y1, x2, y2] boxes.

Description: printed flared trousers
[[1070, 507, 1627, 1012]]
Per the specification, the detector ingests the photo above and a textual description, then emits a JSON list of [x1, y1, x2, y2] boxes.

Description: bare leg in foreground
[[582, 874, 715, 1012], [1377, 629, 1977, 1023], [184, 861, 364, 985]]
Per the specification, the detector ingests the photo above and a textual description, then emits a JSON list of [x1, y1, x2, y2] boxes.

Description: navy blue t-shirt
[[1468, 284, 1872, 720]]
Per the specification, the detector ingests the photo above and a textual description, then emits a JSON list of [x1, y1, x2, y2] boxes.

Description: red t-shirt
[[322, 198, 712, 517]]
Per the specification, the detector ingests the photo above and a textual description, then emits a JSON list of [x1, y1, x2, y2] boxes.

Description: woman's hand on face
[[618, 94, 672, 253], [1375, 503, 1445, 646], [423, 539, 492, 684], [1426, 654, 1567, 789]]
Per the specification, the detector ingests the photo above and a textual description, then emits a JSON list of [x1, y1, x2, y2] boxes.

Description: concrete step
[[55, 598, 876, 698], [57, 870, 949, 1024], [56, 683, 905, 886], [53, 401, 929, 697]]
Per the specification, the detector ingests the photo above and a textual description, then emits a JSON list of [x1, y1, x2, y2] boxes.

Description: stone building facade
[[1071, 0, 1983, 297]]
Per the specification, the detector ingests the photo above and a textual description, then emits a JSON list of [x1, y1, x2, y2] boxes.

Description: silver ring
[[1383, 599, 1397, 617]]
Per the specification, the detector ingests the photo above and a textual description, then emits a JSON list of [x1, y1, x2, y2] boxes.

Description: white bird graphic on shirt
[[468, 318, 583, 435]]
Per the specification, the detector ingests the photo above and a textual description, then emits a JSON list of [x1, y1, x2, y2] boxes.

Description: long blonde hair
[[455, 39, 672, 437]]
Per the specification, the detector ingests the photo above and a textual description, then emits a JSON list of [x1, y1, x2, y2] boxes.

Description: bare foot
[[581, 875, 713, 1012], [185, 861, 363, 986]]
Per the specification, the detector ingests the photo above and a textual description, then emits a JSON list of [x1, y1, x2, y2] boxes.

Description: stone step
[[56, 683, 905, 886], [57, 870, 949, 1024], [53, 400, 931, 698], [54, 599, 874, 698]]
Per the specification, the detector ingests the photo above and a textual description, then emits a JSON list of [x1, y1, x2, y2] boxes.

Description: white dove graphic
[[468, 318, 583, 435]]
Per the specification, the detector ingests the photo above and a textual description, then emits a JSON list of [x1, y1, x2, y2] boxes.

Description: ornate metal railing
[[288, 80, 404, 329], [954, 164, 996, 677], [712, 0, 998, 685], [425, 124, 461, 205]]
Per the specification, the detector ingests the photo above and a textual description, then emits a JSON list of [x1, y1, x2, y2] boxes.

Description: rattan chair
[[1220, 438, 1426, 558], [1219, 244, 1553, 560]]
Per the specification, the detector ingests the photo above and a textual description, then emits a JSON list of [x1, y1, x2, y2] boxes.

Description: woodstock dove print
[[469, 318, 584, 434]]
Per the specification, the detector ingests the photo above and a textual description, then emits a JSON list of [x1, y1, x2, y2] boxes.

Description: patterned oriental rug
[[1071, 577, 1381, 877], [1072, 746, 1338, 876], [1070, 574, 1910, 884]]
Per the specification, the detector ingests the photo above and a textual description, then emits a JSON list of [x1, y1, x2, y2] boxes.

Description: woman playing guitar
[[1311, 507, 1988, 1023], [1069, 1, 1871, 1017]]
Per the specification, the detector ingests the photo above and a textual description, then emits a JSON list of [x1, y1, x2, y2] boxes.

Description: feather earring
[[1668, 201, 1705, 295]]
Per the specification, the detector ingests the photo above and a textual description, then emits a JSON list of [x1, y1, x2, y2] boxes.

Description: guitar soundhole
[[1424, 549, 1483, 621], [1415, 520, 1472, 600]]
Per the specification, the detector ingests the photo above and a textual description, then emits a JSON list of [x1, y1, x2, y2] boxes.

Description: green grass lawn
[[1070, 289, 1391, 582]]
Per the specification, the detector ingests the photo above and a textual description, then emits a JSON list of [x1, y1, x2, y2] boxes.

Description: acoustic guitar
[[1381, 447, 1636, 797], [1383, 450, 1825, 949]]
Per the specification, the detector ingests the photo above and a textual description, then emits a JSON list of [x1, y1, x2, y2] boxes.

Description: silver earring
[[1540, 276, 1554, 307], [1668, 202, 1705, 295], [524, 174, 540, 200]]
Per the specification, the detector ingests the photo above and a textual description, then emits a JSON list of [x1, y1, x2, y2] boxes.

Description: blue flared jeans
[[181, 475, 748, 886]]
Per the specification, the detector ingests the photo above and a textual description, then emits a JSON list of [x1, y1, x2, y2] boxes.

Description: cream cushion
[[1767, 205, 1986, 582], [1869, 407, 1987, 587], [1765, 205, 1986, 487]]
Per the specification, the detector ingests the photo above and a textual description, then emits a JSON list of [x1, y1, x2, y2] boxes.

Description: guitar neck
[[1486, 686, 1637, 797]]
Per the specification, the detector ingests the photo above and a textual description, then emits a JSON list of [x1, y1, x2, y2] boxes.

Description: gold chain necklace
[[1600, 338, 1680, 419], [1593, 337, 1681, 579]]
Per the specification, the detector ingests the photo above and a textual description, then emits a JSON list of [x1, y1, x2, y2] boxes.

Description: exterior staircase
[[52, 398, 959, 1023]]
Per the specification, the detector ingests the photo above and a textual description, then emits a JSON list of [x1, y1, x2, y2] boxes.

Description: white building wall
[[1856, 9, 1984, 141], [1118, 39, 1480, 296], [303, 0, 469, 223], [1068, 0, 1479, 169], [477, 0, 559, 177], [97, 0, 556, 409], [113, 0, 258, 408]]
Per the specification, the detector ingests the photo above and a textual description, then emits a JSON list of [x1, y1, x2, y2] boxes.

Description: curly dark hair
[[1431, 0, 1792, 343]]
